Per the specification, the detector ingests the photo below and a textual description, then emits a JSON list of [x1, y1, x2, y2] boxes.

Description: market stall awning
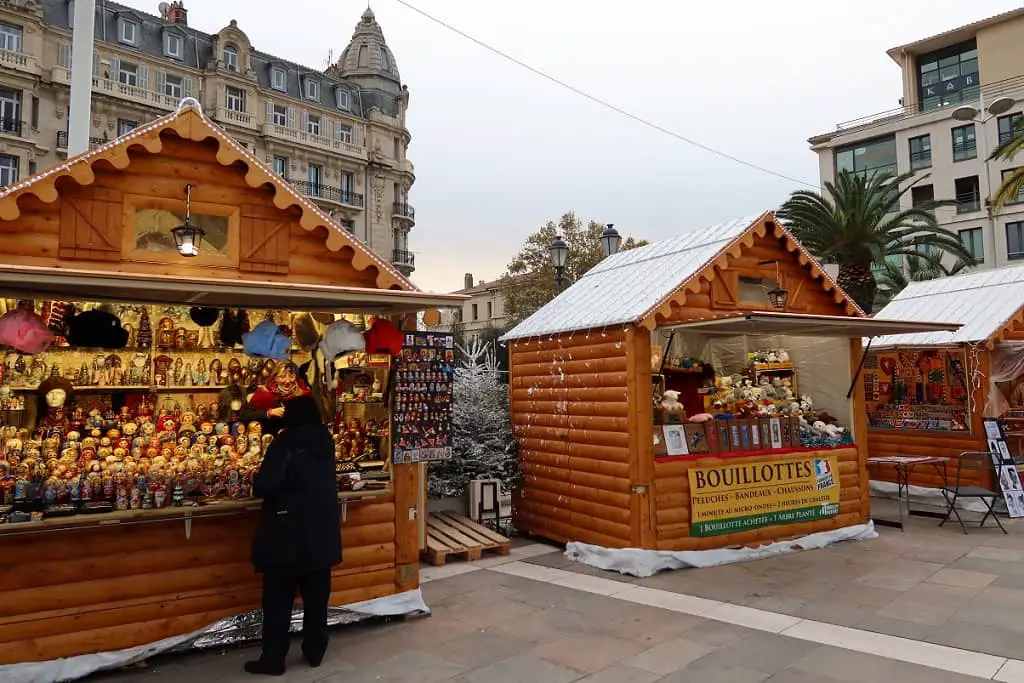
[[661, 311, 961, 338], [0, 264, 466, 314]]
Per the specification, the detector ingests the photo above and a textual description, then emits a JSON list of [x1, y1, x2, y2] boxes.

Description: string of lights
[[392, 0, 821, 189]]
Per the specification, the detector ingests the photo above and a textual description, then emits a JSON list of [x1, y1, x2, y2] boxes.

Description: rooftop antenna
[[323, 49, 334, 71]]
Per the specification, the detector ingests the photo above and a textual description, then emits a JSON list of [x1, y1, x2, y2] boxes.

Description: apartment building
[[0, 0, 416, 274], [438, 273, 514, 343], [809, 7, 1024, 272]]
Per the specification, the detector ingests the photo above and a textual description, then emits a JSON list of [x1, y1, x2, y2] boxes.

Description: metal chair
[[940, 451, 1007, 535]]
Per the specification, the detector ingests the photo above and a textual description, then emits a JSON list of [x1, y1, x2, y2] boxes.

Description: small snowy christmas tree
[[428, 339, 518, 499]]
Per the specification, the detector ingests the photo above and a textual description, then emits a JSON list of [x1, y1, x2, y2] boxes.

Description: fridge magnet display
[[391, 332, 455, 464]]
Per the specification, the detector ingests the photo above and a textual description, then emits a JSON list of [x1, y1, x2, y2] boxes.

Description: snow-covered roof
[[871, 263, 1024, 347], [502, 213, 768, 341]]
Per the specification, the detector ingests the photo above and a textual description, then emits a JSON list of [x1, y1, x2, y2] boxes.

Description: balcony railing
[[0, 117, 21, 136], [829, 73, 1024, 137], [909, 150, 932, 170], [289, 180, 364, 207], [955, 192, 981, 214], [953, 140, 978, 162], [0, 48, 37, 74], [89, 136, 109, 147], [215, 106, 256, 130], [262, 123, 367, 160], [392, 249, 415, 267], [393, 202, 415, 220], [92, 76, 181, 110]]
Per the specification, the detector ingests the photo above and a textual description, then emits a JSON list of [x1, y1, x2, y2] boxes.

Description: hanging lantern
[[171, 183, 204, 257]]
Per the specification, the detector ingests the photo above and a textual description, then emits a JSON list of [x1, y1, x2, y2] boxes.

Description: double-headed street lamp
[[549, 224, 622, 286]]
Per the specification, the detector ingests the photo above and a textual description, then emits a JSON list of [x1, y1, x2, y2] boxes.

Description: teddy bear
[[660, 390, 685, 413]]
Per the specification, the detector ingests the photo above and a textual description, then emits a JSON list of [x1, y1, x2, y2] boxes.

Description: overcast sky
[[122, 0, 1023, 292]]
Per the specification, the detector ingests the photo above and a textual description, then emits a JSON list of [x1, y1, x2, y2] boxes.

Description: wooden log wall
[[0, 464, 422, 666], [509, 328, 641, 548], [652, 447, 862, 551], [0, 135, 382, 290], [866, 350, 994, 490]]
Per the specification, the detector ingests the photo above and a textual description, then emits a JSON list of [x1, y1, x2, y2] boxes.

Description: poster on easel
[[983, 418, 1024, 518]]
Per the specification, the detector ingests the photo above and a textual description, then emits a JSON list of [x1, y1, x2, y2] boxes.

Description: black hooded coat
[[251, 396, 342, 574]]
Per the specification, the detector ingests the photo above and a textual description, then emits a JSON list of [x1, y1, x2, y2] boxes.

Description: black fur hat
[[67, 309, 129, 349]]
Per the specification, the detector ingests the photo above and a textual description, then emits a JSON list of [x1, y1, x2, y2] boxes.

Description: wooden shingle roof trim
[[0, 99, 414, 292]]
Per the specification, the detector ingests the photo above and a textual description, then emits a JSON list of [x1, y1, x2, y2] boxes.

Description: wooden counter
[[0, 466, 423, 666]]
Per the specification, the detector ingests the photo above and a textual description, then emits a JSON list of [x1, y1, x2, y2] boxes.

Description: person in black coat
[[246, 395, 342, 676]]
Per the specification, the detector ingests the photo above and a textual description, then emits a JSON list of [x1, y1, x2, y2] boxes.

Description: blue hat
[[243, 320, 291, 360]]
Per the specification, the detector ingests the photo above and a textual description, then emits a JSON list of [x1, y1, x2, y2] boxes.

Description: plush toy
[[688, 413, 715, 423], [660, 390, 685, 413], [778, 350, 790, 362]]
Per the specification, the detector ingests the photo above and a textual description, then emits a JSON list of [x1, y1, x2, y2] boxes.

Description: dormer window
[[336, 87, 350, 111], [164, 32, 182, 59], [304, 77, 319, 102], [223, 44, 238, 71], [118, 18, 138, 45], [270, 66, 286, 91]]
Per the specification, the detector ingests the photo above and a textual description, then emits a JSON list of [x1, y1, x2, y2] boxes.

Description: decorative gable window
[[271, 66, 286, 91], [164, 32, 183, 59], [336, 87, 350, 111], [118, 17, 138, 45], [304, 77, 319, 102]]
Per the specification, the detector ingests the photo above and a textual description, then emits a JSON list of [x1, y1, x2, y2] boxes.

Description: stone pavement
[[89, 506, 1024, 683]]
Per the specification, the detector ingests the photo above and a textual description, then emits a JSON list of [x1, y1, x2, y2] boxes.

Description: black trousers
[[259, 567, 332, 666]]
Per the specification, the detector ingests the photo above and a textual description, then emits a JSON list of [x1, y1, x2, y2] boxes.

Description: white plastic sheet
[[564, 522, 877, 578], [984, 341, 1024, 417], [0, 589, 430, 683]]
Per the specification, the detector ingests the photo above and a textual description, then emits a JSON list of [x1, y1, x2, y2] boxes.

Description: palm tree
[[991, 117, 1024, 212], [873, 252, 971, 310], [777, 170, 976, 314]]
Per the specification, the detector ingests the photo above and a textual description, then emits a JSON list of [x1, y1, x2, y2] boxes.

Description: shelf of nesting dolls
[[0, 488, 391, 537]]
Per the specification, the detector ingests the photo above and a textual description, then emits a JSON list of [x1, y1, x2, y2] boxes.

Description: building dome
[[338, 8, 401, 89]]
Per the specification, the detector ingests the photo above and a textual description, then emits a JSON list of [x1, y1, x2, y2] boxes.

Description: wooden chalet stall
[[0, 102, 462, 667], [503, 212, 957, 551], [866, 264, 1024, 490]]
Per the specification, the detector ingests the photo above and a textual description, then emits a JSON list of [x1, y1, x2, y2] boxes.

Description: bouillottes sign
[[688, 456, 840, 537]]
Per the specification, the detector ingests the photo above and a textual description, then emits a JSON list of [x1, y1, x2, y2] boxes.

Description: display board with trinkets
[[864, 349, 971, 432]]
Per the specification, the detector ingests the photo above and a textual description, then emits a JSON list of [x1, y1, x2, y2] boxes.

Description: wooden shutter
[[286, 107, 295, 128], [301, 110, 308, 132], [334, 121, 343, 140], [110, 57, 120, 80], [58, 187, 124, 262], [323, 116, 331, 138], [138, 65, 149, 90], [58, 42, 72, 69], [265, 99, 274, 123], [352, 125, 363, 147], [239, 204, 290, 275], [183, 77, 193, 98], [92, 52, 99, 76], [156, 69, 166, 94]]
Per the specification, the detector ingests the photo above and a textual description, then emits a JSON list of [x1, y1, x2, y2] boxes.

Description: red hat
[[364, 319, 404, 357]]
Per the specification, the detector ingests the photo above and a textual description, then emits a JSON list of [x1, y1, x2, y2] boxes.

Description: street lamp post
[[952, 94, 1016, 269], [549, 223, 622, 286]]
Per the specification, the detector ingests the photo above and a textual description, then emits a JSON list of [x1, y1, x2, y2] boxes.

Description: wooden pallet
[[424, 511, 511, 566]]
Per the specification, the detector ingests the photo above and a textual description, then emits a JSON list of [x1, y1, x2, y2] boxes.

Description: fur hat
[[67, 309, 129, 349], [219, 309, 246, 347], [319, 320, 364, 361], [243, 320, 291, 360], [292, 313, 321, 351], [364, 318, 404, 357], [189, 307, 221, 328], [0, 308, 52, 354]]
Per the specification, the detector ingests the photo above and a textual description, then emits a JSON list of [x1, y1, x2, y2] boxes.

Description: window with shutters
[[58, 42, 72, 69], [118, 62, 139, 87], [306, 113, 321, 136], [336, 123, 352, 144], [0, 23, 23, 53], [270, 103, 286, 126], [226, 86, 245, 112], [163, 73, 182, 99], [127, 195, 239, 266]]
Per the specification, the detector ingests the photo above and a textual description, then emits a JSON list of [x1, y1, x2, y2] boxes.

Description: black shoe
[[302, 643, 326, 668], [244, 659, 285, 676]]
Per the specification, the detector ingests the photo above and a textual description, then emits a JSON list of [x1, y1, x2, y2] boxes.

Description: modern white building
[[809, 7, 1024, 271]]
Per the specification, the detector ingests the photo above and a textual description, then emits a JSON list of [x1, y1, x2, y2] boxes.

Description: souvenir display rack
[[0, 303, 396, 527], [864, 348, 971, 433]]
